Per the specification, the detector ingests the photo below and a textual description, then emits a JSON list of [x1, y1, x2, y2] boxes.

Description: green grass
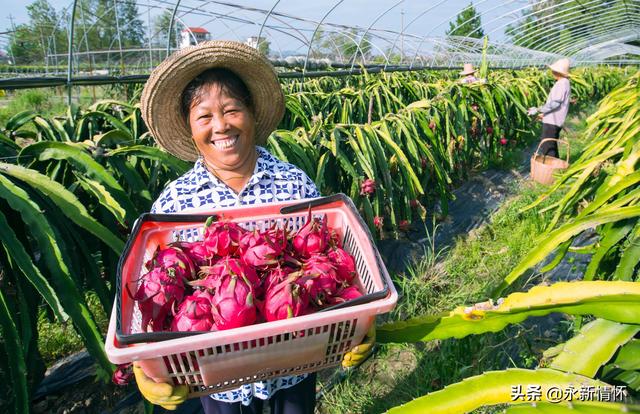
[[37, 291, 109, 365], [0, 89, 68, 126], [318, 111, 593, 414], [0, 85, 136, 127]]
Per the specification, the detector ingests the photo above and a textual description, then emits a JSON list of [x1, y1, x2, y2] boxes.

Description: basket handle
[[279, 194, 345, 214], [534, 138, 570, 163]]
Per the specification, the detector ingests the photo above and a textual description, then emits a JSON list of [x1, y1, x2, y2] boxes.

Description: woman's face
[[188, 84, 256, 172]]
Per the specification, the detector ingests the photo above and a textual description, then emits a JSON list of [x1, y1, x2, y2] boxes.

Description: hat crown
[[460, 63, 476, 75], [549, 58, 570, 76]]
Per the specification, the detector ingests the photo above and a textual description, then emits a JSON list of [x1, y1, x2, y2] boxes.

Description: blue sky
[[3, 0, 530, 53]]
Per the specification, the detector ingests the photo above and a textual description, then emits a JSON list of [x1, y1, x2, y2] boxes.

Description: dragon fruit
[[263, 266, 294, 293], [328, 285, 363, 305], [133, 267, 185, 331], [292, 210, 331, 257], [203, 219, 246, 257], [211, 271, 257, 330], [239, 227, 287, 270], [146, 245, 196, 281], [296, 254, 339, 306], [327, 247, 357, 285], [171, 290, 216, 332], [360, 178, 377, 196], [191, 257, 260, 295], [262, 277, 310, 321], [174, 241, 210, 266], [112, 363, 133, 385]]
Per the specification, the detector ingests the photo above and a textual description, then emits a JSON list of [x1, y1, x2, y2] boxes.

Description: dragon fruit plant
[[131, 212, 363, 333]]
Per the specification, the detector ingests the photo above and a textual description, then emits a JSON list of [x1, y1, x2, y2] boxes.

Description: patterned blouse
[[151, 145, 320, 405]]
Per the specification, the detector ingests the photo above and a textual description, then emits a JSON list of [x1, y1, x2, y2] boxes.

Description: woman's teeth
[[214, 136, 238, 150]]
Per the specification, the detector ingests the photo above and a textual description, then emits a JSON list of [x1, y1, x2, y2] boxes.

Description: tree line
[[7, 0, 181, 66]]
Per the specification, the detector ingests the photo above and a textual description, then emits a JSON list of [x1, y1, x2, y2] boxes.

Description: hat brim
[[141, 41, 284, 162], [460, 70, 476, 76], [547, 65, 570, 77]]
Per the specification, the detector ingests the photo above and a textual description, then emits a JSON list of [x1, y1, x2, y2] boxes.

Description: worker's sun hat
[[548, 58, 570, 77], [459, 63, 476, 76], [141, 40, 284, 162]]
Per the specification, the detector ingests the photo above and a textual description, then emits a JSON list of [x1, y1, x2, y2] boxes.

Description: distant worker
[[459, 63, 478, 83], [528, 58, 571, 157]]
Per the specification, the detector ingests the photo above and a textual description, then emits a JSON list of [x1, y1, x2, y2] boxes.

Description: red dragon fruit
[[262, 277, 310, 321], [171, 290, 216, 332], [133, 267, 185, 331], [174, 241, 210, 266], [263, 266, 294, 293], [327, 247, 357, 285], [328, 285, 363, 305], [191, 257, 260, 295], [112, 363, 133, 385], [296, 254, 339, 306], [146, 245, 196, 281], [239, 227, 287, 270], [203, 218, 246, 257], [360, 178, 377, 196], [292, 210, 331, 258], [211, 271, 257, 330]]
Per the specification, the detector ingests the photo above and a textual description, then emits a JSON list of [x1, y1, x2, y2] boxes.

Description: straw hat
[[140, 40, 285, 162], [548, 58, 570, 77], [459, 63, 476, 76]]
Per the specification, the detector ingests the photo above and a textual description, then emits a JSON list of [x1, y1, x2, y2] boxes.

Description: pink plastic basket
[[105, 194, 397, 397]]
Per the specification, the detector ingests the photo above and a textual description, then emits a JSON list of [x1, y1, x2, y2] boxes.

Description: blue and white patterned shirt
[[150, 146, 320, 405]]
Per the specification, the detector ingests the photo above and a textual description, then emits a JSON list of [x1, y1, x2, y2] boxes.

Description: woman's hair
[[180, 68, 253, 121]]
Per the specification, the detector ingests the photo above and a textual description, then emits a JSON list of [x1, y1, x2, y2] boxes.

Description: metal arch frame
[[256, 0, 282, 54], [480, 0, 640, 55], [348, 0, 403, 71], [558, 28, 640, 58], [534, 21, 640, 58], [167, 0, 183, 55], [384, 0, 450, 69], [349, 30, 392, 66], [408, 0, 501, 68], [535, 10, 640, 54], [501, 0, 635, 52], [302, 0, 345, 79], [168, 0, 312, 51], [462, 0, 640, 64], [154, 0, 312, 55], [576, 42, 640, 61], [481, 0, 604, 45]]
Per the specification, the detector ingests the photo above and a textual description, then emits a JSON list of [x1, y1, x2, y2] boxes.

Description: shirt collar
[[192, 146, 276, 191]]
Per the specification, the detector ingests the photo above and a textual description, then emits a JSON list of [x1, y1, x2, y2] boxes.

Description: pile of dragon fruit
[[130, 212, 363, 333]]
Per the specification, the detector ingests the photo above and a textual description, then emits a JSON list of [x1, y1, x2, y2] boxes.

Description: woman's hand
[[342, 325, 376, 369], [133, 363, 188, 410]]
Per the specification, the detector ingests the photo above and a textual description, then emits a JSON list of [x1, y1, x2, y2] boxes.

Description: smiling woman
[[131, 40, 374, 414]]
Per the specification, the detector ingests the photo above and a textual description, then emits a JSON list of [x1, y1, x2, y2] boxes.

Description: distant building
[[180, 27, 210, 48], [246, 36, 266, 49], [245, 36, 270, 56]]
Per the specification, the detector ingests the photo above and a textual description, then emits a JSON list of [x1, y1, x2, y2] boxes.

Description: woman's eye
[[198, 114, 211, 120]]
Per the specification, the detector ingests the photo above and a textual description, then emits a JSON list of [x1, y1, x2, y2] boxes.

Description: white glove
[[527, 107, 539, 116]]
